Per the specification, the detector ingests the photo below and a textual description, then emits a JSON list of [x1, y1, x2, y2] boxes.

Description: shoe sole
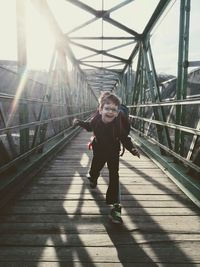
[[109, 215, 123, 224]]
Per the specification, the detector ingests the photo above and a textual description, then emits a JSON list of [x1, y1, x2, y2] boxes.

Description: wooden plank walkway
[[0, 130, 200, 267]]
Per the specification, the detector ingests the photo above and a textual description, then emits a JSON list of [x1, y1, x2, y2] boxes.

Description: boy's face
[[99, 102, 119, 124]]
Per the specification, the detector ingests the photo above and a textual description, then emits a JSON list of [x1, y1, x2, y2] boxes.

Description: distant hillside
[[157, 73, 175, 84]]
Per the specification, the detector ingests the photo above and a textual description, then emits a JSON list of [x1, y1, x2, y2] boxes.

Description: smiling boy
[[73, 91, 140, 224]]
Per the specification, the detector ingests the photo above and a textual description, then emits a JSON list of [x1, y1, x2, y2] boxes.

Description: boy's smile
[[100, 103, 119, 124]]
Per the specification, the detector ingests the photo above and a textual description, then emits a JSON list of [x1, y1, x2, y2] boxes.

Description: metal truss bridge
[[0, 0, 200, 265]]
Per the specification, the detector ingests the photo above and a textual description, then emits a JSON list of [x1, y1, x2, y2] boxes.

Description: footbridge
[[0, 0, 200, 266]]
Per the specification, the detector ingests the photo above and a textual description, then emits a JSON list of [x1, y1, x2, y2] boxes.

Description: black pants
[[89, 150, 120, 204]]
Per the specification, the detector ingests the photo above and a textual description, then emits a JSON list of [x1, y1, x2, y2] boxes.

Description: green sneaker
[[109, 204, 123, 224]]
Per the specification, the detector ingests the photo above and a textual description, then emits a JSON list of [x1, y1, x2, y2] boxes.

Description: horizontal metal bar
[[0, 109, 95, 134], [131, 127, 200, 173], [0, 114, 93, 175], [128, 98, 200, 108], [81, 61, 121, 63], [131, 129, 200, 207], [71, 40, 128, 62], [188, 61, 200, 67], [0, 125, 79, 175], [70, 36, 136, 40], [130, 115, 200, 136], [80, 62, 121, 74], [0, 92, 73, 107]]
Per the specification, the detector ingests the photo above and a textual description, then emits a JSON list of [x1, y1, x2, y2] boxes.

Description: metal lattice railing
[[0, 62, 97, 177]]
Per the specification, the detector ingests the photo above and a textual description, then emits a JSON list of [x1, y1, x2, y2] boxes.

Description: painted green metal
[[131, 43, 142, 106], [180, 0, 191, 155], [129, 98, 200, 107], [0, 110, 94, 175], [175, 0, 191, 154], [130, 114, 200, 136], [142, 40, 170, 152], [131, 129, 200, 207], [147, 42, 172, 149]]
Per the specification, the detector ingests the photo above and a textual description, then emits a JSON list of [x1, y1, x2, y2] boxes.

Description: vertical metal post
[[131, 44, 143, 106], [142, 40, 169, 151], [130, 44, 143, 130], [126, 64, 131, 105], [139, 66, 144, 133], [175, 0, 191, 155], [148, 40, 172, 149], [181, 0, 191, 155], [16, 0, 29, 154]]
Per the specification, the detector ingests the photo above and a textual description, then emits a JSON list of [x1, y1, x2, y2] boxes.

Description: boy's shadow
[[88, 150, 198, 265], [89, 179, 158, 266]]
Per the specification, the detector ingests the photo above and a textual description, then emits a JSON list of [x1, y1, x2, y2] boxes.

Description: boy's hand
[[73, 118, 80, 127], [131, 148, 140, 158]]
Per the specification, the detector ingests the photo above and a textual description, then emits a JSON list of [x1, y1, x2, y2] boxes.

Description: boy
[[73, 92, 140, 224]]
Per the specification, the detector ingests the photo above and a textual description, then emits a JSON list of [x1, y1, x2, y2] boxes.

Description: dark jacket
[[78, 113, 135, 155]]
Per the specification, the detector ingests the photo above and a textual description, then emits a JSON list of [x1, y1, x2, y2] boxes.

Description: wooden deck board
[[0, 244, 199, 263], [1, 233, 200, 246], [0, 131, 200, 266]]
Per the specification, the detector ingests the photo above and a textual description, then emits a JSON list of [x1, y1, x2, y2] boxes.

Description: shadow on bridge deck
[[0, 130, 199, 266]]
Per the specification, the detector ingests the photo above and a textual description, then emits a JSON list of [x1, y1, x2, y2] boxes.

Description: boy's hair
[[98, 91, 121, 109]]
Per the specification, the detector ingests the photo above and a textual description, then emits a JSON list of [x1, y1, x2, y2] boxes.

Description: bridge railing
[[0, 63, 97, 203], [124, 68, 200, 207], [129, 97, 200, 173]]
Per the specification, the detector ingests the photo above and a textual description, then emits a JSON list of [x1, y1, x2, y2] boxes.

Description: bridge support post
[[175, 0, 191, 156]]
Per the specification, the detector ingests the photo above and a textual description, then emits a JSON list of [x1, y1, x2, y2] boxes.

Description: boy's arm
[[73, 119, 93, 132], [120, 135, 140, 158]]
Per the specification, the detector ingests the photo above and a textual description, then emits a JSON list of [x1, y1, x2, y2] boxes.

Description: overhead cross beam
[[70, 40, 128, 63], [35, 0, 174, 93], [65, 0, 140, 91]]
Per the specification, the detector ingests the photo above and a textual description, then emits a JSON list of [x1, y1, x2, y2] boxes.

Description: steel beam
[[175, 0, 191, 154], [142, 0, 172, 38]]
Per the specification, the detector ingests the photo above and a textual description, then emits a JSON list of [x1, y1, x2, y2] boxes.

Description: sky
[[151, 0, 200, 75], [0, 0, 199, 76]]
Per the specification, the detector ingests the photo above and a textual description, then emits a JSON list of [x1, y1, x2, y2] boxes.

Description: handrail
[[129, 115, 200, 136], [0, 92, 72, 107], [131, 127, 200, 173], [0, 92, 92, 109], [0, 124, 78, 175], [128, 98, 200, 108], [0, 110, 95, 134]]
